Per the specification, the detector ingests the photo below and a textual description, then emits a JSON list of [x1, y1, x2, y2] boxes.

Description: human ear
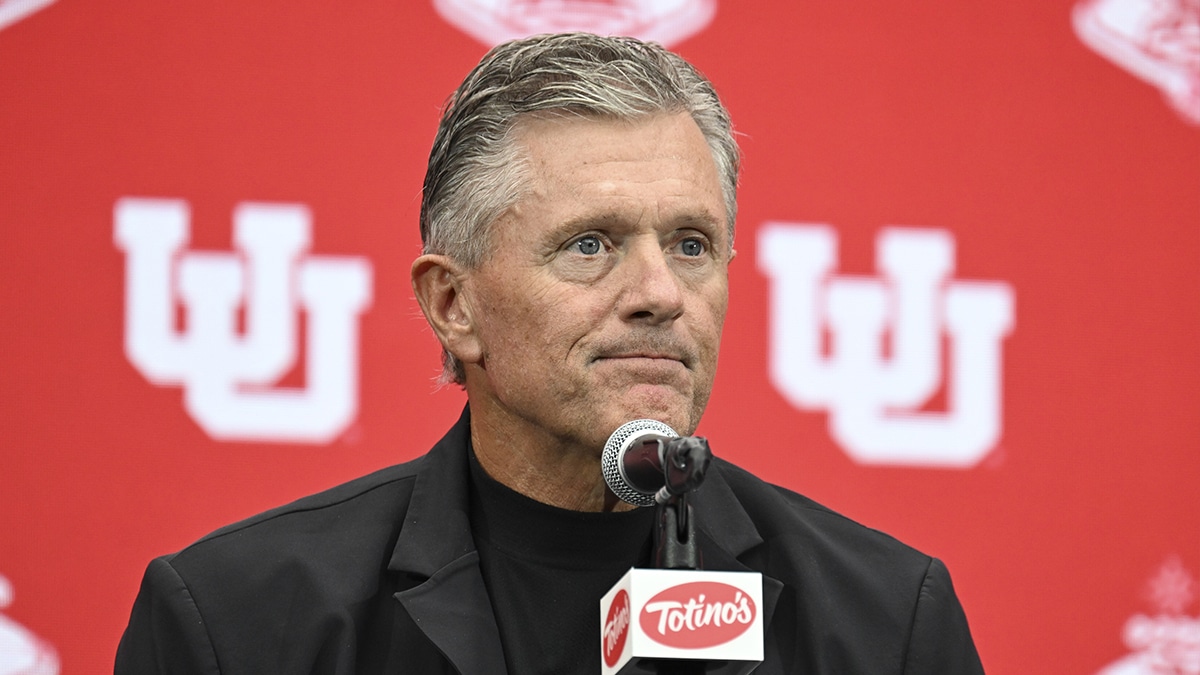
[[411, 254, 483, 367]]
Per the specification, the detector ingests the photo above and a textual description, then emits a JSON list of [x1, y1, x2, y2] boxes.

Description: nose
[[619, 240, 685, 324]]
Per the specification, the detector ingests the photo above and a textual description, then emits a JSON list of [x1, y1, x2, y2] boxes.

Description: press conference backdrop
[[1, 1, 1197, 672]]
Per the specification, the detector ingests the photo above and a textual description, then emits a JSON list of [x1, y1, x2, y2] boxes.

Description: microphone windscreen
[[602, 419, 678, 507]]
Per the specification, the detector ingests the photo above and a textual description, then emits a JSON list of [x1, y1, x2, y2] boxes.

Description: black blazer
[[116, 409, 984, 674]]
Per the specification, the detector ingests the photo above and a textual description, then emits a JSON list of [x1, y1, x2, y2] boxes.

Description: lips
[[591, 355, 692, 390], [593, 354, 690, 372], [591, 339, 695, 369], [601, 353, 682, 361]]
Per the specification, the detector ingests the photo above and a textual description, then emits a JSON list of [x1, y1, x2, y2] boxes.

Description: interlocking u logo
[[758, 223, 1014, 467], [115, 198, 373, 444]]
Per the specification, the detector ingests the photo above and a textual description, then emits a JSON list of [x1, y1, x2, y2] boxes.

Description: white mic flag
[[600, 568, 764, 675], [599, 420, 764, 674]]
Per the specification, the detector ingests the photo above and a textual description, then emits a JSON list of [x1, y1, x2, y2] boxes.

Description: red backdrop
[[2, 1, 1198, 673]]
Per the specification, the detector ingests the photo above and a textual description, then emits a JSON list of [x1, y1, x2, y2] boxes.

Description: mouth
[[592, 352, 691, 371], [600, 352, 680, 361], [590, 336, 697, 372]]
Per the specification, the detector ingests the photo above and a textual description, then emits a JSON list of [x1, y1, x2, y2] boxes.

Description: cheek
[[696, 285, 729, 342], [480, 286, 581, 361], [708, 287, 728, 326], [485, 305, 541, 354]]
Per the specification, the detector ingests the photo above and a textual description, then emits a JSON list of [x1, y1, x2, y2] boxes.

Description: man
[[116, 33, 984, 674]]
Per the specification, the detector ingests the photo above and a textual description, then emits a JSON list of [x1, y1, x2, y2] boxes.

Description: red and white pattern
[[1074, 0, 1200, 124], [0, 2, 1197, 672], [0, 576, 59, 675], [1096, 558, 1200, 675], [433, 0, 716, 47], [0, 0, 55, 33]]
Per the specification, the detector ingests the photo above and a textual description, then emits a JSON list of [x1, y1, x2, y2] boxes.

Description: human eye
[[672, 234, 709, 258], [569, 234, 605, 256], [554, 232, 614, 283]]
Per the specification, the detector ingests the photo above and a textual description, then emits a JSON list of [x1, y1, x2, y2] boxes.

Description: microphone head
[[602, 419, 678, 507]]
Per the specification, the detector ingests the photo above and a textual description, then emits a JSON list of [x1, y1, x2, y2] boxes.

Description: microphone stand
[[651, 438, 711, 675], [654, 492, 699, 570]]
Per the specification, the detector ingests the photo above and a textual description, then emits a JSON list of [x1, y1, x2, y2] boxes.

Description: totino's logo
[[114, 198, 373, 444], [639, 582, 756, 649], [434, 0, 716, 48], [603, 590, 631, 667], [758, 224, 1015, 468]]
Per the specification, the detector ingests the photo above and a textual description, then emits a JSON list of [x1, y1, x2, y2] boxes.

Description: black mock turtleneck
[[468, 447, 655, 674]]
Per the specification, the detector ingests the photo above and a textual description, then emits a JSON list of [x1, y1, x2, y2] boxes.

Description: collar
[[692, 456, 786, 667], [387, 406, 782, 674], [388, 406, 477, 578], [388, 407, 506, 675]]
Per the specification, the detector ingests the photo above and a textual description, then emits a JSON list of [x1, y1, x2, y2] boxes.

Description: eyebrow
[[549, 209, 724, 242]]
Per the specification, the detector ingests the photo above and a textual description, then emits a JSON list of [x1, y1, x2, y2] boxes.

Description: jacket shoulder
[[125, 456, 430, 674], [713, 458, 927, 563], [710, 460, 982, 672], [164, 455, 426, 582], [188, 455, 425, 551]]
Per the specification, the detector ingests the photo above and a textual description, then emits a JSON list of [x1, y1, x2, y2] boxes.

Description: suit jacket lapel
[[388, 409, 507, 675], [383, 410, 783, 675], [692, 464, 785, 675]]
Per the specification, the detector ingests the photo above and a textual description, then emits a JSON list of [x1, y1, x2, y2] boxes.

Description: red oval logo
[[603, 590, 631, 667], [638, 581, 756, 649]]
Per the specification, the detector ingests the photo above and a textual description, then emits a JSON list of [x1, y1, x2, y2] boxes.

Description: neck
[[468, 401, 633, 513]]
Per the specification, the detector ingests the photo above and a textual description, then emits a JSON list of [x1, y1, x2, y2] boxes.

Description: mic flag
[[599, 420, 763, 673], [600, 569, 764, 675]]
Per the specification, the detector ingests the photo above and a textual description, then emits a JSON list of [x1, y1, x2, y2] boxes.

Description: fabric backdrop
[[1, 1, 1198, 673]]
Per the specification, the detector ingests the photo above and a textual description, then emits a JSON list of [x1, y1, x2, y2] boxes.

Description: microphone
[[601, 419, 712, 508], [598, 420, 763, 674], [602, 419, 677, 507]]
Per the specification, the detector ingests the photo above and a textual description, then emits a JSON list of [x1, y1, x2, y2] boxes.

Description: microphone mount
[[600, 419, 713, 565], [652, 436, 710, 571], [600, 420, 726, 675], [652, 436, 712, 675]]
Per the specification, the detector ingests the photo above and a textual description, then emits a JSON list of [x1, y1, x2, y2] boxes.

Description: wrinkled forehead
[[505, 110, 731, 215]]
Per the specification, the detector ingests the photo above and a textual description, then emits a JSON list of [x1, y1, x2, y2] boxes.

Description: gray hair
[[420, 32, 740, 385]]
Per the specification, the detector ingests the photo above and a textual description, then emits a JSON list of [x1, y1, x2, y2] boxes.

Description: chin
[[606, 395, 694, 435]]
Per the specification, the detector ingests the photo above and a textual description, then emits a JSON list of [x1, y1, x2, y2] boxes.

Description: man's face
[[458, 112, 731, 455]]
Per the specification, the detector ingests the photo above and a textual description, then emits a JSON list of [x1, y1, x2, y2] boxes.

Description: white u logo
[[114, 198, 373, 444], [758, 223, 1015, 468], [0, 573, 60, 674]]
